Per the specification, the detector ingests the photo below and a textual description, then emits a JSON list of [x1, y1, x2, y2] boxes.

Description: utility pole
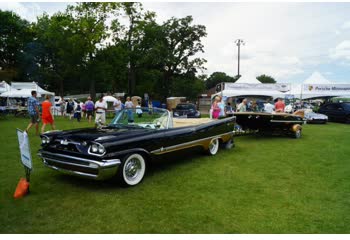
[[235, 39, 245, 77]]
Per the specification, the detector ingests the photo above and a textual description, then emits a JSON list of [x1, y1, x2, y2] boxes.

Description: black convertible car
[[39, 108, 235, 186]]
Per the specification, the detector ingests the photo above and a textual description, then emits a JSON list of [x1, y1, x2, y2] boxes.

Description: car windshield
[[176, 104, 195, 110], [109, 107, 171, 129]]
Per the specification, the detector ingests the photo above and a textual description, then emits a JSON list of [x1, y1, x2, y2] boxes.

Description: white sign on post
[[17, 129, 32, 170]]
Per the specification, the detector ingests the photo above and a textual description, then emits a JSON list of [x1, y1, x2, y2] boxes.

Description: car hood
[[43, 126, 157, 143]]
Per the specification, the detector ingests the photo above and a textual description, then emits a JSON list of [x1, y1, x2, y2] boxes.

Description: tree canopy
[[0, 4, 209, 101], [256, 74, 276, 83], [205, 72, 236, 90]]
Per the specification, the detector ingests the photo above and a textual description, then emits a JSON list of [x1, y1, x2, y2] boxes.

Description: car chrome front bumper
[[38, 151, 121, 180]]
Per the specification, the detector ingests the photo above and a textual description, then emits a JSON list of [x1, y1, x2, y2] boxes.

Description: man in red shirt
[[275, 98, 285, 113]]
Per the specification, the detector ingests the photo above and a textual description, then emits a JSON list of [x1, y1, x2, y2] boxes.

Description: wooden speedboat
[[233, 112, 304, 138]]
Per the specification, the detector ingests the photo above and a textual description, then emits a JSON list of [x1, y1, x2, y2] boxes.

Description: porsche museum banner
[[303, 84, 350, 93], [223, 83, 291, 92]]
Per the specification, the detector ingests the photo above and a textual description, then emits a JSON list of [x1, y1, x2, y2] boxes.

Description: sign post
[[16, 129, 33, 186]]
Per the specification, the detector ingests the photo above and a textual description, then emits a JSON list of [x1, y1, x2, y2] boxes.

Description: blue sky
[[1, 2, 350, 84]]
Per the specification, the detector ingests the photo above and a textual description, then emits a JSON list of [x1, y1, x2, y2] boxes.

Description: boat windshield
[[109, 107, 171, 129]]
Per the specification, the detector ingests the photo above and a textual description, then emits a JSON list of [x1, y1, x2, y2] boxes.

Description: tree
[[111, 2, 159, 96], [171, 71, 205, 101], [33, 12, 82, 96], [205, 72, 235, 89], [158, 16, 207, 99], [256, 74, 276, 83], [66, 2, 120, 98], [0, 10, 31, 81]]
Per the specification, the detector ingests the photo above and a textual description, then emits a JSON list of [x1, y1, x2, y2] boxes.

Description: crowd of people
[[210, 96, 287, 119], [25, 91, 140, 135]]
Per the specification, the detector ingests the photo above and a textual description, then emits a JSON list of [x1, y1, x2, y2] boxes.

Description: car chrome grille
[[45, 159, 98, 175], [56, 144, 79, 152], [41, 152, 90, 166]]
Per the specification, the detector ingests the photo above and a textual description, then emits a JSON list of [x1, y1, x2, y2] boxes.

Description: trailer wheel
[[222, 137, 235, 149], [208, 138, 219, 155]]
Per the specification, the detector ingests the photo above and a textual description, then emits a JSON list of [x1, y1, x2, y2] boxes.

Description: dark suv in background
[[173, 103, 201, 118], [318, 102, 350, 123]]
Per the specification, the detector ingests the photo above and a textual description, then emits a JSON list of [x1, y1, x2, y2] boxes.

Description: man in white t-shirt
[[264, 101, 275, 113], [125, 96, 134, 123], [113, 97, 122, 116], [95, 95, 108, 127]]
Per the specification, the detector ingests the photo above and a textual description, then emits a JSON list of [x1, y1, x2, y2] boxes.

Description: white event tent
[[0, 81, 10, 94], [0, 82, 54, 98], [288, 71, 350, 99], [213, 74, 288, 100]]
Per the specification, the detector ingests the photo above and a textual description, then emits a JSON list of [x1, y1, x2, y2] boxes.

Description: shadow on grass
[[50, 147, 210, 190]]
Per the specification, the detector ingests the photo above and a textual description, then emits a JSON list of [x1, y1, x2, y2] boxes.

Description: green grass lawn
[[0, 115, 350, 233]]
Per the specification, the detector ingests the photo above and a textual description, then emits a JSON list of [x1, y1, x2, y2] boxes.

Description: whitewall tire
[[118, 153, 146, 187]]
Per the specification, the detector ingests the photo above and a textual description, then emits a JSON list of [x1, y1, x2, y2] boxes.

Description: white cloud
[[341, 21, 350, 29], [0, 2, 41, 22], [144, 3, 347, 82], [2, 2, 350, 83], [329, 40, 350, 60]]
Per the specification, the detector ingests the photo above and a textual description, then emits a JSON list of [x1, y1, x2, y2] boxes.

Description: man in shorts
[[26, 90, 40, 135], [85, 96, 95, 123], [94, 95, 107, 127]]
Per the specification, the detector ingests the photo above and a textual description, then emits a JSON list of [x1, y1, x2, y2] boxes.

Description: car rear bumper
[[38, 151, 121, 180]]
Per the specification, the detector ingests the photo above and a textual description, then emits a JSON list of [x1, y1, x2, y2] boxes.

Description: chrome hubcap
[[125, 158, 141, 179]]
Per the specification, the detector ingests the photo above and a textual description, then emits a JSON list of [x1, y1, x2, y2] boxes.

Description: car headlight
[[91, 144, 98, 152], [89, 142, 106, 155], [174, 112, 179, 117], [41, 136, 50, 145], [98, 145, 105, 154]]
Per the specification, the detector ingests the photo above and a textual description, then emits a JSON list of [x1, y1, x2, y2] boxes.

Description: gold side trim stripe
[[151, 132, 232, 155]]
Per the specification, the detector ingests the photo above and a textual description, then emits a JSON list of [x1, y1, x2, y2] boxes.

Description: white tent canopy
[[0, 81, 54, 98], [0, 81, 10, 94], [216, 89, 285, 100], [1, 89, 43, 98], [235, 75, 261, 84], [303, 71, 331, 84], [213, 82, 289, 100], [103, 95, 117, 102], [284, 71, 350, 99]]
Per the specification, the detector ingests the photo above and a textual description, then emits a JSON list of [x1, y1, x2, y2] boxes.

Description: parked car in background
[[318, 102, 350, 123], [304, 111, 328, 124], [173, 103, 201, 118]]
